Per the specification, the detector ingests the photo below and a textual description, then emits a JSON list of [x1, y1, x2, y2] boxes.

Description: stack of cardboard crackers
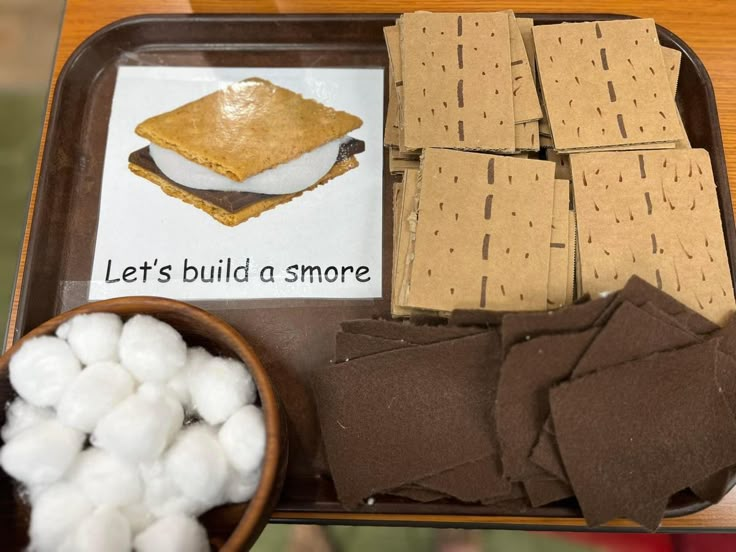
[[387, 13, 735, 326]]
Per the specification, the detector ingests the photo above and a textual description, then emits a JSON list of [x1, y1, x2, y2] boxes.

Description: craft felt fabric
[[333, 321, 510, 503], [416, 454, 511, 503], [495, 328, 599, 481], [550, 340, 736, 527], [530, 298, 704, 487], [500, 293, 615, 354], [312, 332, 499, 506], [339, 318, 483, 344]]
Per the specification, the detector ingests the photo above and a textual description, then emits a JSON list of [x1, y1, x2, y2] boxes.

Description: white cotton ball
[[119, 315, 187, 382], [59, 506, 131, 552], [57, 361, 135, 432], [56, 320, 71, 340], [67, 448, 142, 507], [187, 346, 213, 369], [138, 383, 184, 444], [1, 398, 54, 442], [0, 419, 83, 487], [64, 313, 123, 365], [9, 335, 81, 407], [189, 356, 257, 424], [219, 405, 266, 475], [140, 460, 209, 518], [164, 424, 229, 506], [167, 372, 190, 410], [226, 466, 261, 503], [167, 347, 211, 411], [92, 384, 183, 463], [134, 515, 209, 552], [119, 502, 154, 535], [29, 482, 93, 552]]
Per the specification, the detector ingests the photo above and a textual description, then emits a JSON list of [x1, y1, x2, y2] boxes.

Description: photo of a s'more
[[128, 77, 365, 226]]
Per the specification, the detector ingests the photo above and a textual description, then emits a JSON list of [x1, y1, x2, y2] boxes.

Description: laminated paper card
[[89, 66, 383, 301]]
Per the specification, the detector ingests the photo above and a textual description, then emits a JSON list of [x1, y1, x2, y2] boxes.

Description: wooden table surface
[[11, 0, 736, 532]]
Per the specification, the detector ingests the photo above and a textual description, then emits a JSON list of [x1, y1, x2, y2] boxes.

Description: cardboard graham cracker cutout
[[534, 19, 681, 152], [405, 148, 555, 313], [400, 12, 516, 151], [571, 148, 736, 325]]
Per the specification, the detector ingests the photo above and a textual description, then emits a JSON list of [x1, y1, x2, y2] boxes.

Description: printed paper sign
[[89, 66, 383, 300]]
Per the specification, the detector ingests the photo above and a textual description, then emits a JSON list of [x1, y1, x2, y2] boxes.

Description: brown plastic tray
[[7, 13, 736, 531]]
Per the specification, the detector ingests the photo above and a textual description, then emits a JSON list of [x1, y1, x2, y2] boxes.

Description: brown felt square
[[387, 485, 449, 503], [501, 292, 615, 354], [690, 467, 735, 505], [524, 477, 573, 508], [572, 149, 736, 325], [529, 423, 568, 483], [572, 300, 700, 377], [596, 275, 720, 334], [629, 498, 669, 532], [416, 455, 511, 503], [312, 333, 499, 506], [550, 340, 736, 527], [334, 332, 412, 362], [340, 318, 485, 344], [448, 309, 506, 327], [496, 328, 599, 481]]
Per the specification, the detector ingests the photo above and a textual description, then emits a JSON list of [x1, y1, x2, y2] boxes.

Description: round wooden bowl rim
[[0, 296, 284, 551]]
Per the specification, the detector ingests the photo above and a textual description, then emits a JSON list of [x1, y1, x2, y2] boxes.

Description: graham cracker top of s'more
[[135, 77, 363, 182]]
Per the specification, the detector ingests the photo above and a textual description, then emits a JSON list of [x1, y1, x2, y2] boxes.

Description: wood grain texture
[[9, 0, 736, 530]]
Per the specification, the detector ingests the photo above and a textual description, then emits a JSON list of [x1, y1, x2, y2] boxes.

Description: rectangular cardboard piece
[[515, 121, 540, 151], [546, 150, 572, 181], [405, 148, 556, 312], [392, 169, 420, 316], [392, 179, 403, 282], [550, 340, 736, 527], [567, 210, 576, 304], [533, 19, 681, 151], [400, 12, 515, 151], [385, 63, 401, 146], [547, 179, 571, 308], [516, 17, 536, 85], [506, 11, 543, 123], [571, 149, 736, 325], [662, 46, 682, 96]]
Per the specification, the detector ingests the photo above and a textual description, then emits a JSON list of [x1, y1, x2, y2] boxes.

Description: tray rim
[[7, 11, 734, 531]]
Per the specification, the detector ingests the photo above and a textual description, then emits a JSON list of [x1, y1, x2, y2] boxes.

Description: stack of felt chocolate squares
[[312, 276, 736, 530]]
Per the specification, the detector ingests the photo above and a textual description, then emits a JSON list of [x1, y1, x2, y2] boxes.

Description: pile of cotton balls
[[0, 313, 266, 552]]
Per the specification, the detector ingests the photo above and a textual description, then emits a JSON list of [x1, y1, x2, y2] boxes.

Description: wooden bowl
[[0, 296, 287, 551]]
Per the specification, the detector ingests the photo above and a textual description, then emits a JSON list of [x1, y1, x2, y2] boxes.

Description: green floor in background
[[0, 92, 46, 335], [252, 525, 596, 552]]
